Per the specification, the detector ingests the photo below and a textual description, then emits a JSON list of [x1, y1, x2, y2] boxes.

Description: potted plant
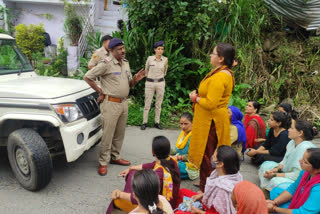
[[64, 3, 82, 76], [42, 57, 52, 64]]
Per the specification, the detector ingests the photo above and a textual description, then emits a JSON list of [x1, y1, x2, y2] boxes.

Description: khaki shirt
[[145, 55, 168, 79], [88, 47, 109, 67], [85, 55, 132, 98]]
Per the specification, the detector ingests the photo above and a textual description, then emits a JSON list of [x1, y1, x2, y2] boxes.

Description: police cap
[[154, 41, 164, 48], [108, 38, 124, 49]]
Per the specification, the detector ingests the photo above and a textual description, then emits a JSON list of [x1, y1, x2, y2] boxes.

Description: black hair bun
[[312, 126, 319, 137]]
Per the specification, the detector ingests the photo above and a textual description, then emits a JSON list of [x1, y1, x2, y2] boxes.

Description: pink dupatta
[[288, 171, 320, 209]]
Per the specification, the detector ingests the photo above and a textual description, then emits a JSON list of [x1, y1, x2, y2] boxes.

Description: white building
[[3, 0, 127, 45]]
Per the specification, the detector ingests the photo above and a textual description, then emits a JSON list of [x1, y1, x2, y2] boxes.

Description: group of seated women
[[105, 102, 319, 214], [107, 140, 269, 214], [243, 101, 319, 214]]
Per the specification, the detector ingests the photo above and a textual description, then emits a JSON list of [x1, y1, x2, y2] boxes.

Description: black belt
[[146, 78, 164, 83]]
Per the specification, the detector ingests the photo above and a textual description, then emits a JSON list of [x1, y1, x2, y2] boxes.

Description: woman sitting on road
[[259, 120, 317, 191], [106, 136, 180, 213], [267, 148, 320, 214], [244, 101, 266, 148], [247, 111, 291, 166], [228, 106, 247, 159], [170, 112, 199, 180], [278, 103, 298, 121], [175, 146, 242, 214], [128, 169, 173, 214], [231, 181, 268, 214]]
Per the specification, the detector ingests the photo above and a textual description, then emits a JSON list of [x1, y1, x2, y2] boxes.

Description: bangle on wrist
[[192, 95, 198, 103], [192, 95, 196, 103]]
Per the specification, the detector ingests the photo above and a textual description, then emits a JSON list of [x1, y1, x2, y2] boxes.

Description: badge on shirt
[[126, 70, 132, 81], [92, 54, 99, 60]]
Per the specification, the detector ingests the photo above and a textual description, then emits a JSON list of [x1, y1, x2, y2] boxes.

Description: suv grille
[[76, 92, 100, 120]]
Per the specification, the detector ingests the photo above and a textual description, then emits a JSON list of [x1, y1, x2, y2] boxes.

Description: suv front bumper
[[59, 115, 102, 162]]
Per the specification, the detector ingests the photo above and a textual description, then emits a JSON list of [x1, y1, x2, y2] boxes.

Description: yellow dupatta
[[154, 157, 177, 201], [176, 131, 192, 150]]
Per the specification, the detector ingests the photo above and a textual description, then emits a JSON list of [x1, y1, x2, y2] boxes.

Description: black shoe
[[154, 123, 163, 130], [141, 123, 147, 130]]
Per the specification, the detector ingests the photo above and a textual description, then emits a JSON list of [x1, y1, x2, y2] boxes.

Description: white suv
[[0, 34, 102, 191]]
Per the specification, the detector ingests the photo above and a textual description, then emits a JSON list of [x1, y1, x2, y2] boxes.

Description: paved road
[[0, 126, 319, 214]]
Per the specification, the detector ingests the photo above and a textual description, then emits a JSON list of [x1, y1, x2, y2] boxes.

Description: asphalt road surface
[[0, 126, 319, 214]]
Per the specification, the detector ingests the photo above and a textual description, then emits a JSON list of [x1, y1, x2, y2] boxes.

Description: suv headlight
[[53, 104, 83, 122]]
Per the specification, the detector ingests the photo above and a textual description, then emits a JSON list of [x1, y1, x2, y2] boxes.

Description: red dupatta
[[244, 114, 266, 148], [288, 171, 320, 209]]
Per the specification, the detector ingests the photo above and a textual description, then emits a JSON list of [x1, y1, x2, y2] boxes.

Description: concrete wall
[[8, 2, 65, 44], [6, 1, 90, 45]]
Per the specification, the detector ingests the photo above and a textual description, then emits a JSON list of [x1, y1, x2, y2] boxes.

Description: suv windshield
[[0, 39, 33, 75]]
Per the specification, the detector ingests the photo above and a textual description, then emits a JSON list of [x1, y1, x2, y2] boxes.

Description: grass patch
[[127, 100, 183, 129]]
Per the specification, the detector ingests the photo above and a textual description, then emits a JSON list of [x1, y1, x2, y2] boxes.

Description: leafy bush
[[229, 83, 252, 111], [126, 0, 268, 59], [33, 50, 67, 77], [86, 31, 103, 53], [15, 23, 45, 61]]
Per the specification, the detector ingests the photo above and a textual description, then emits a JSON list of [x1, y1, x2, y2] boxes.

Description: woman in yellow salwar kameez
[[189, 43, 235, 191]]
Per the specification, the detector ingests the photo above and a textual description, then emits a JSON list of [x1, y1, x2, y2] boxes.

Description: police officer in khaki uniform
[[88, 35, 113, 69], [84, 38, 145, 176], [141, 41, 168, 130]]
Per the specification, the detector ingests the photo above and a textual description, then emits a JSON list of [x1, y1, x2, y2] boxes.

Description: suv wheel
[[7, 128, 53, 191]]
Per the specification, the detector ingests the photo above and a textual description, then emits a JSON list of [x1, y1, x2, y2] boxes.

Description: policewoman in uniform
[[84, 38, 145, 176], [141, 41, 168, 130], [88, 35, 113, 69]]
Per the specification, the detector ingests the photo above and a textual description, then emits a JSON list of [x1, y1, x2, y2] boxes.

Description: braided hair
[[152, 136, 180, 184]]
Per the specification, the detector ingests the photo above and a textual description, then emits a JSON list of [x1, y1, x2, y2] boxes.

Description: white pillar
[[67, 46, 79, 76]]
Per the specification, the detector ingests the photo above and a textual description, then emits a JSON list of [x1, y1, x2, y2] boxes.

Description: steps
[[94, 5, 127, 36]]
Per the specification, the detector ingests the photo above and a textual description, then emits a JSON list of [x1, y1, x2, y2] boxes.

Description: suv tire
[[7, 128, 53, 191]]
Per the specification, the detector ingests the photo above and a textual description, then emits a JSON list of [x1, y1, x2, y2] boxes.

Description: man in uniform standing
[[84, 38, 145, 176], [88, 35, 113, 69]]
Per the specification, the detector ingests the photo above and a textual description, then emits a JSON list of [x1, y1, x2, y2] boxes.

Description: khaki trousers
[[143, 81, 165, 124], [99, 99, 128, 166]]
